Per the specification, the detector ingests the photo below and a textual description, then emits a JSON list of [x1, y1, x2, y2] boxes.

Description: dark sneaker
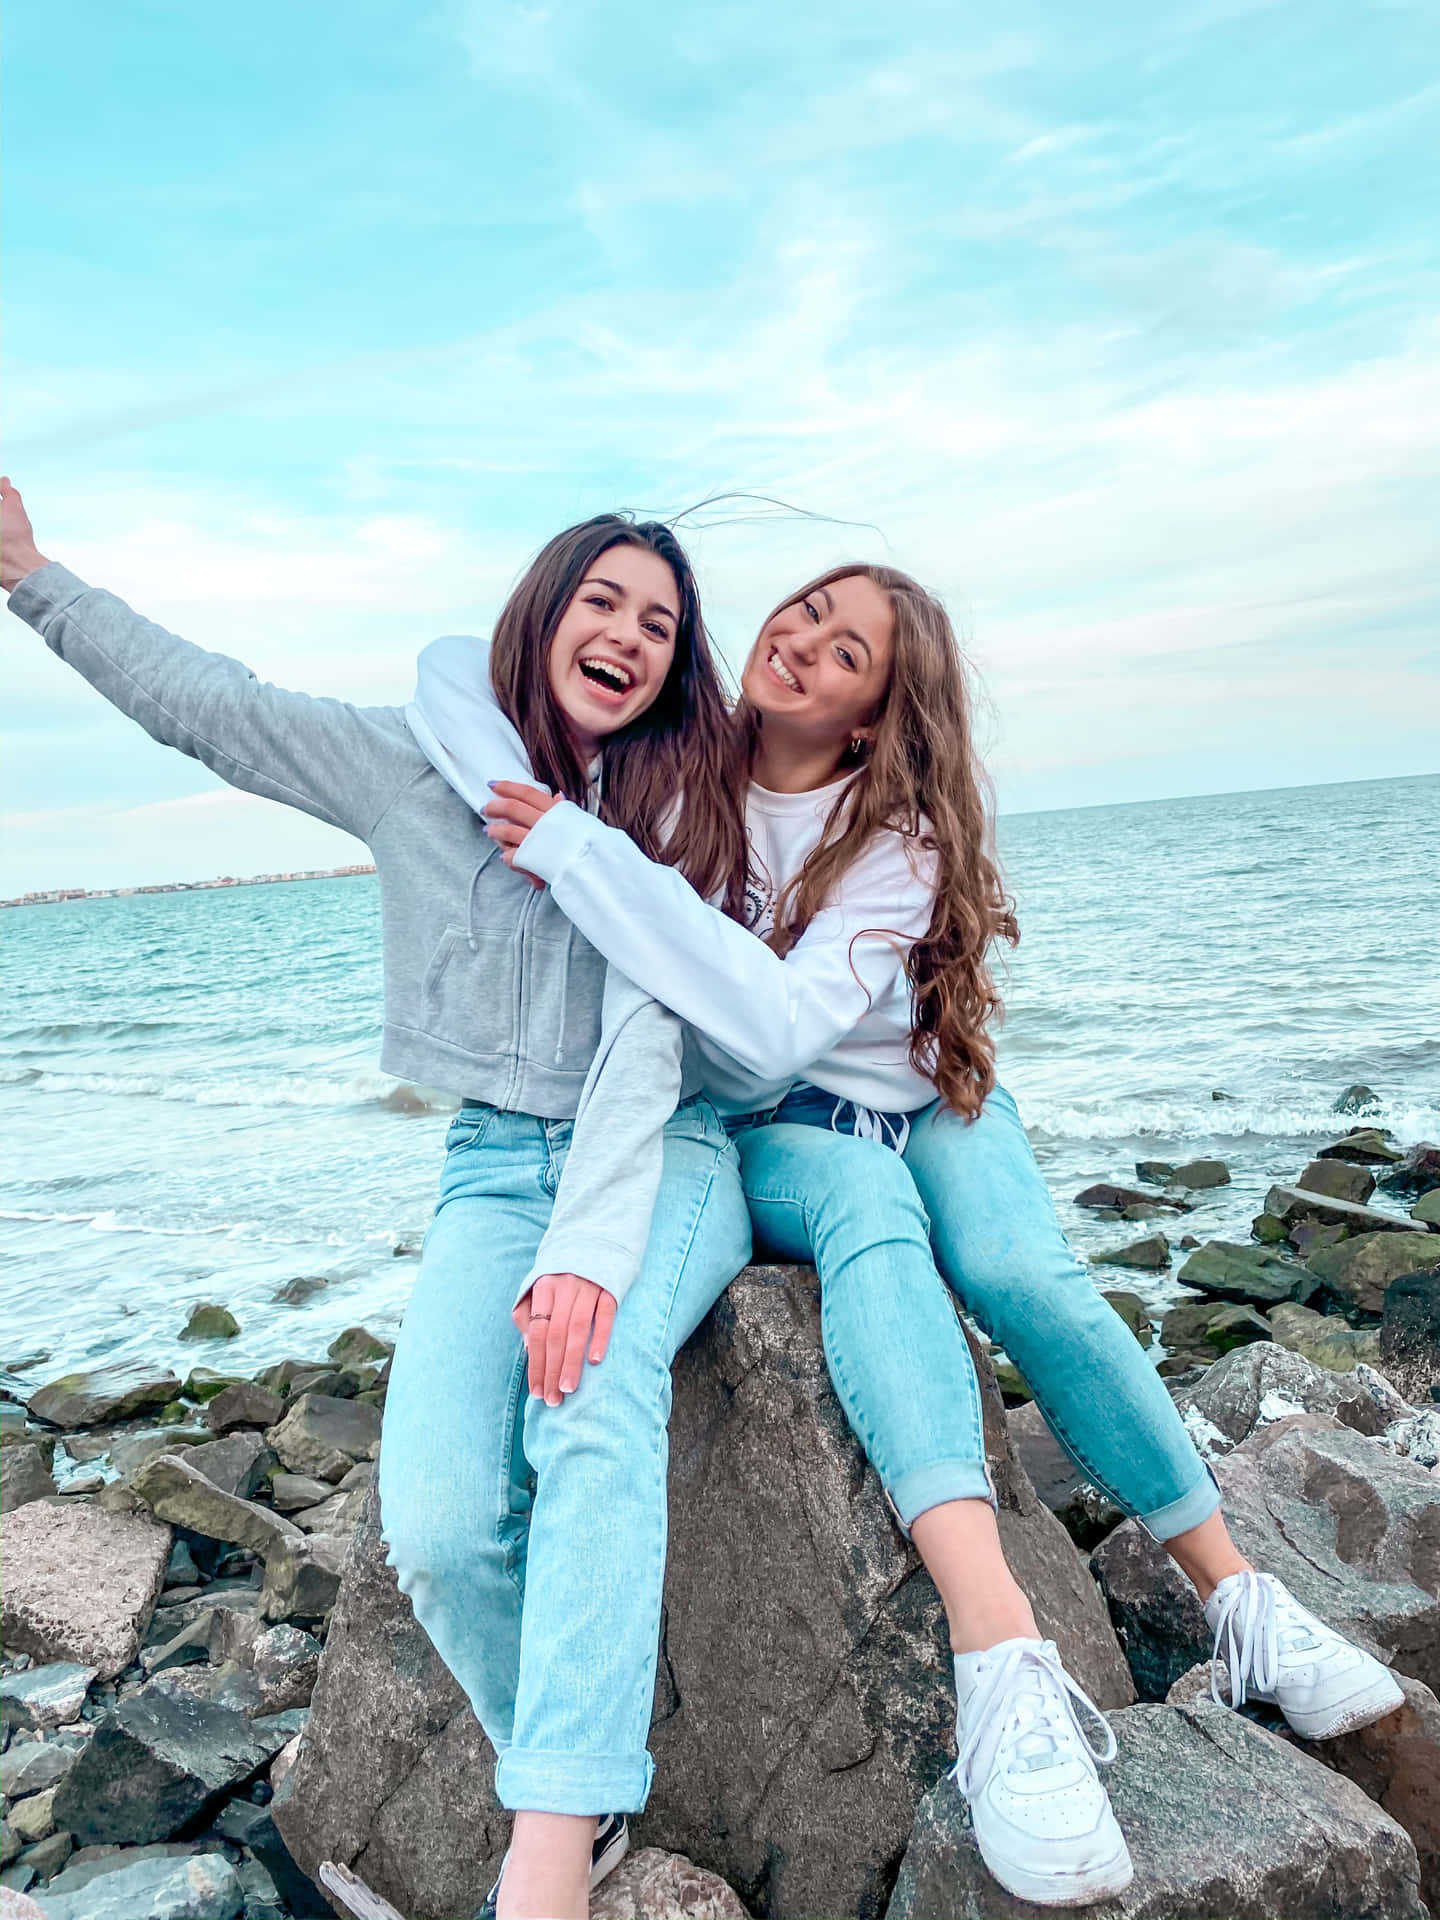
[[474, 1812, 630, 1920]]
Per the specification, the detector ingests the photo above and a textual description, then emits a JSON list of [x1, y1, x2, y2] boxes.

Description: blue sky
[[4, 0, 1438, 891]]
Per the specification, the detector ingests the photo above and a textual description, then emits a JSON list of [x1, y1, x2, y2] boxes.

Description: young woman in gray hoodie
[[1, 479, 754, 1920]]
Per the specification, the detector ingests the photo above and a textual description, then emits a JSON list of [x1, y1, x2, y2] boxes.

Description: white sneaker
[[1205, 1569, 1404, 1741], [952, 1637, 1134, 1908]]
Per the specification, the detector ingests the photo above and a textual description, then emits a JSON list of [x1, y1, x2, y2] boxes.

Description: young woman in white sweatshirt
[[416, 560, 1402, 1910]]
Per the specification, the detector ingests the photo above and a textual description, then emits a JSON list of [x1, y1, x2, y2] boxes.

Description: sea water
[[2, 772, 1436, 1383]]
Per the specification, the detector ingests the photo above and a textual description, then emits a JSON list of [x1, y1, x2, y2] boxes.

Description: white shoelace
[[1209, 1569, 1281, 1708], [953, 1640, 1117, 1798]]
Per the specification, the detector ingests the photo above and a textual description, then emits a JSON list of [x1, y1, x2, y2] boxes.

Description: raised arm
[[3, 484, 414, 841]]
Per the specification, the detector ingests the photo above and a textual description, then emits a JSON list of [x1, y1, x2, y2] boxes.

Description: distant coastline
[[1, 863, 376, 910]]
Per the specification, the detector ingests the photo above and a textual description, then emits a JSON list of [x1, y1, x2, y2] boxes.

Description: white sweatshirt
[[409, 635, 941, 1115]]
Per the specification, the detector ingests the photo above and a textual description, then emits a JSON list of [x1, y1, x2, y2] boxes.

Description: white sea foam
[[0, 1066, 438, 1113], [1019, 1095, 1440, 1144]]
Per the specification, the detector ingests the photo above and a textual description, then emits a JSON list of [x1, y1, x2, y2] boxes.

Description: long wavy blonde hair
[[733, 563, 1019, 1117]]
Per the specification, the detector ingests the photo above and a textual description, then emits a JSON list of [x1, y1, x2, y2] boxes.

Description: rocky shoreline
[[2, 1104, 1438, 1920]]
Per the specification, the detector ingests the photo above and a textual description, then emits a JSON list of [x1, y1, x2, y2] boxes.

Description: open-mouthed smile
[[766, 647, 803, 693], [576, 656, 637, 701]]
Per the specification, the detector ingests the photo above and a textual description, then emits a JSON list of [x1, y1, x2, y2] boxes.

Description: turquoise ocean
[[3, 772, 1436, 1385]]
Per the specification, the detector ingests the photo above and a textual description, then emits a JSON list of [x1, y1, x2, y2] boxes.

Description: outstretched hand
[[484, 781, 565, 875], [0, 479, 50, 594], [513, 1271, 618, 1405]]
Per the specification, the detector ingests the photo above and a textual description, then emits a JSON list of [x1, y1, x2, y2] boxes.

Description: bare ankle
[[496, 1811, 594, 1920]]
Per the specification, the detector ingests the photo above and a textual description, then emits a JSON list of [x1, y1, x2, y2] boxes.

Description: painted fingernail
[[487, 780, 501, 790]]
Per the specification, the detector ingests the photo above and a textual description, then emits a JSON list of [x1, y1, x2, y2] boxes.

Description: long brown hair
[[489, 514, 747, 905], [737, 563, 1019, 1117]]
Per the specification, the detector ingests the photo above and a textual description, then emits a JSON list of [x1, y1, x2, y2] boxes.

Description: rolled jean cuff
[[888, 1457, 996, 1530], [1138, 1466, 1221, 1542], [494, 1745, 654, 1816]]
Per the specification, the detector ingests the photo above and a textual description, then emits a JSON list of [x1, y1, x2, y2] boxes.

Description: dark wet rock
[[2, 1505, 170, 1681], [0, 1668, 95, 1735], [1135, 1160, 1175, 1184], [1093, 1234, 1170, 1273], [263, 1394, 379, 1482], [38, 1850, 244, 1920], [28, 1366, 181, 1433], [174, 1433, 274, 1502], [201, 1386, 284, 1436], [1006, 1401, 1124, 1549], [1267, 1301, 1382, 1372], [1265, 1183, 1424, 1238], [1299, 1158, 1377, 1205], [591, 1848, 749, 1919], [259, 1534, 347, 1623], [277, 1265, 1133, 1920], [130, 1456, 301, 1562], [1382, 1142, 1440, 1200], [180, 1305, 240, 1343], [1175, 1240, 1318, 1306], [1075, 1184, 1191, 1213], [1380, 1269, 1440, 1404], [1319, 1127, 1405, 1166], [164, 1539, 201, 1590], [251, 1360, 330, 1399], [1335, 1083, 1383, 1115], [1096, 1412, 1440, 1703], [325, 1328, 394, 1369], [0, 1449, 55, 1516], [1102, 1291, 1152, 1346], [890, 1693, 1431, 1919], [52, 1687, 281, 1845], [0, 1739, 78, 1800], [142, 1613, 220, 1677], [1170, 1158, 1231, 1190], [1309, 1230, 1440, 1314], [270, 1276, 328, 1307]]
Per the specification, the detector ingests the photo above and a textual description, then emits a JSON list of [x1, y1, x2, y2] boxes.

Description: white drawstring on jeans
[[1209, 1569, 1280, 1708], [833, 1102, 911, 1154], [953, 1640, 1116, 1797]]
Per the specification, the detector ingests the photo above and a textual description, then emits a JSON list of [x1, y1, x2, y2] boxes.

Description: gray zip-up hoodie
[[8, 562, 692, 1306]]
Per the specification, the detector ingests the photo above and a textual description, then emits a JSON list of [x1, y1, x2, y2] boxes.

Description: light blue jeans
[[732, 1084, 1218, 1540], [380, 1097, 751, 1815]]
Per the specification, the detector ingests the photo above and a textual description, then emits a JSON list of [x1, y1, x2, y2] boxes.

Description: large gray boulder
[[888, 1696, 1426, 1918], [52, 1686, 283, 1845], [1094, 1412, 1440, 1701], [276, 1265, 1133, 1920], [0, 1446, 55, 1514]]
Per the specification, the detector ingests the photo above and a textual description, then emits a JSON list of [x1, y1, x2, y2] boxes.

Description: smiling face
[[741, 572, 896, 767], [545, 542, 681, 758]]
